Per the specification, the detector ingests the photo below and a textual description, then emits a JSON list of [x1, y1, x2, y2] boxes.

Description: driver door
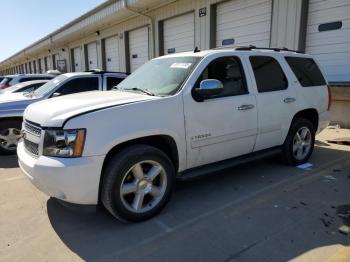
[[183, 55, 258, 169]]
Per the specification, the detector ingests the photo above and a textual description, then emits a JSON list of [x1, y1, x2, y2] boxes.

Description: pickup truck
[[0, 71, 127, 154], [18, 47, 331, 222]]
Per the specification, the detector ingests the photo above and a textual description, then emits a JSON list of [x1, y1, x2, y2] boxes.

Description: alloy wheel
[[0, 128, 21, 151], [292, 126, 312, 160], [120, 160, 167, 213]]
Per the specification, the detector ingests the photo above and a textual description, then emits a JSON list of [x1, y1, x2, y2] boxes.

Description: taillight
[[327, 85, 332, 111]]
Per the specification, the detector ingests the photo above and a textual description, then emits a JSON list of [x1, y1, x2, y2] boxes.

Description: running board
[[177, 147, 282, 181]]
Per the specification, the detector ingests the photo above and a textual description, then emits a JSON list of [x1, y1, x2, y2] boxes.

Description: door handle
[[283, 97, 296, 103], [237, 104, 255, 111]]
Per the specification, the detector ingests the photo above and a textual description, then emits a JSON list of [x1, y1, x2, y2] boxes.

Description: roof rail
[[235, 45, 303, 53], [84, 69, 130, 75]]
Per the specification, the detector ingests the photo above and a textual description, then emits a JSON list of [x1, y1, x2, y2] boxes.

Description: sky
[[0, 0, 106, 62]]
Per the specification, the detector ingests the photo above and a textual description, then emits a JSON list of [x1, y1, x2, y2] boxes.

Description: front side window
[[194, 56, 248, 98], [117, 57, 200, 96], [250, 56, 288, 93], [106, 77, 124, 90], [53, 77, 99, 96], [285, 57, 326, 87]]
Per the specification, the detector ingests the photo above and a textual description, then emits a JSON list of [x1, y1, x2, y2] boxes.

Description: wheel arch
[[0, 116, 23, 123], [291, 108, 319, 131], [98, 134, 179, 202]]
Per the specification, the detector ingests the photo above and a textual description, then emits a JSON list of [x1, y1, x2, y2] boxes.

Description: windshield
[[33, 75, 67, 97], [117, 56, 200, 96]]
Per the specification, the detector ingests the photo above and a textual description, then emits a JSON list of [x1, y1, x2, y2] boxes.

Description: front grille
[[24, 138, 39, 156], [24, 121, 41, 136]]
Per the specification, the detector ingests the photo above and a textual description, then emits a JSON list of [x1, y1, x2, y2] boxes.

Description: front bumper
[[17, 141, 105, 205]]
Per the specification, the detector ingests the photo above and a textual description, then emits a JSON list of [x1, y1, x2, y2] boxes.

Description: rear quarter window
[[285, 57, 326, 87]]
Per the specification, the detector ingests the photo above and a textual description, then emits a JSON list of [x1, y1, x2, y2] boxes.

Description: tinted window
[[16, 83, 43, 93], [106, 77, 124, 90], [19, 77, 53, 83], [195, 56, 247, 98], [285, 57, 326, 87], [250, 56, 288, 93], [54, 77, 99, 96], [0, 77, 13, 85]]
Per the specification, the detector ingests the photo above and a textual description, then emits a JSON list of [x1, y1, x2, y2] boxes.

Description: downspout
[[123, 0, 156, 58]]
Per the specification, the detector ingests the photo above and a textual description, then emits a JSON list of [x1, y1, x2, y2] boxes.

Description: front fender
[[0, 109, 24, 119]]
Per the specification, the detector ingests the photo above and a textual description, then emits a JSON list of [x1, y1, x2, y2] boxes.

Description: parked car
[[0, 74, 55, 89], [18, 47, 331, 222], [0, 71, 128, 154], [0, 80, 49, 95], [0, 77, 4, 83]]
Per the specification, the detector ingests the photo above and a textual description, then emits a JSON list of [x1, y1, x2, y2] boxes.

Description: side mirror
[[194, 79, 224, 100], [51, 92, 61, 98]]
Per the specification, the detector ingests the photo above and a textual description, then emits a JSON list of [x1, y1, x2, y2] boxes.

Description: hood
[[24, 91, 158, 127], [0, 92, 33, 102]]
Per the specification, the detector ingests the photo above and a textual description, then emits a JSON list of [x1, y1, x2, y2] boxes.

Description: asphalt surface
[[1, 129, 350, 262]]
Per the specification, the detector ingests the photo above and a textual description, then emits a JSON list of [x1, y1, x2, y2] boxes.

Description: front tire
[[0, 120, 22, 155], [282, 118, 315, 166], [101, 145, 175, 222]]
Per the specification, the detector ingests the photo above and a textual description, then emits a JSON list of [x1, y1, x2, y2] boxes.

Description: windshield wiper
[[123, 87, 155, 96]]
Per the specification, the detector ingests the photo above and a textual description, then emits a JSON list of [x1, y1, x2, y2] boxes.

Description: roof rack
[[235, 45, 303, 53]]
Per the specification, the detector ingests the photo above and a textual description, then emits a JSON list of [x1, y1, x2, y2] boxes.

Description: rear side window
[[54, 77, 99, 96], [106, 77, 124, 90], [250, 56, 288, 93], [285, 57, 326, 87]]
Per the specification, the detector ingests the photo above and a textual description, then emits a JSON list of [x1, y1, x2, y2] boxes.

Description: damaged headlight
[[43, 129, 86, 157]]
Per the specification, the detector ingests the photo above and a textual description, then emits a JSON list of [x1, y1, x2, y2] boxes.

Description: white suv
[[18, 47, 331, 222]]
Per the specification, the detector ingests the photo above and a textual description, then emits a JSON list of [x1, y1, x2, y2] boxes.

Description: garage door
[[305, 0, 350, 83], [163, 12, 195, 55], [105, 35, 120, 72], [46, 56, 52, 70], [216, 0, 272, 47], [129, 27, 149, 72], [87, 42, 98, 70], [73, 47, 83, 72], [40, 58, 45, 73]]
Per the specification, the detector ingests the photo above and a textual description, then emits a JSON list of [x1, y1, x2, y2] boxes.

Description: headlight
[[43, 129, 86, 157]]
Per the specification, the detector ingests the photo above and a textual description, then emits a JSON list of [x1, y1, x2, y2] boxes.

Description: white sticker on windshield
[[170, 63, 192, 69]]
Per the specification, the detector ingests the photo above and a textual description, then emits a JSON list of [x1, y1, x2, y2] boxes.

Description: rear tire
[[101, 145, 175, 222], [0, 120, 22, 155], [282, 118, 315, 166]]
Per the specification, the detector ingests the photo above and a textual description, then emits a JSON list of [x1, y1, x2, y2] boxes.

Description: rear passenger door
[[248, 55, 297, 151]]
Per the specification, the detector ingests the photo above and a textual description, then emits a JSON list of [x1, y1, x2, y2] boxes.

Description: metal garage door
[[73, 47, 83, 72], [40, 58, 45, 73], [305, 0, 350, 83], [46, 56, 52, 70], [129, 27, 149, 72], [87, 42, 98, 70], [216, 0, 272, 47], [163, 12, 195, 55], [105, 35, 120, 72]]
